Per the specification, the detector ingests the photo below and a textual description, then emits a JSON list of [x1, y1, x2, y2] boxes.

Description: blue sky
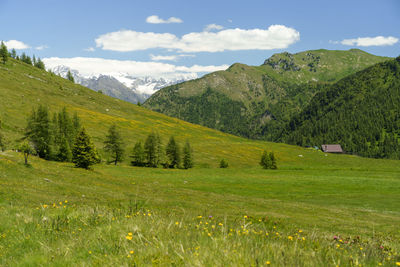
[[1, 0, 399, 78]]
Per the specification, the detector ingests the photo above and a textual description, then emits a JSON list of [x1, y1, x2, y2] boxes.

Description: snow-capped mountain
[[50, 65, 196, 104]]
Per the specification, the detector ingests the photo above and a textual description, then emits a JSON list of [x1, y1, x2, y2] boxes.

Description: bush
[[219, 159, 228, 168]]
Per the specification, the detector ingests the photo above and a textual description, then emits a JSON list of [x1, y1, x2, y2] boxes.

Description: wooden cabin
[[321, 144, 343, 153]]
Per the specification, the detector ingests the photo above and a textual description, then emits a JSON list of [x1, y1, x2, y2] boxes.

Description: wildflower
[[218, 223, 223, 226], [288, 236, 293, 241], [175, 222, 179, 225], [197, 215, 202, 219], [42, 204, 48, 208], [126, 232, 133, 240], [64, 200, 68, 203], [396, 263, 400, 266], [59, 202, 62, 205], [207, 233, 212, 237], [127, 255, 131, 258], [89, 251, 92, 254], [266, 261, 271, 265], [130, 250, 134, 254], [302, 237, 306, 241], [244, 215, 248, 219], [298, 229, 303, 233]]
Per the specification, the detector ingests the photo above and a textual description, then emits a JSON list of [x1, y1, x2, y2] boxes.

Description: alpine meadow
[[1, 1, 400, 266]]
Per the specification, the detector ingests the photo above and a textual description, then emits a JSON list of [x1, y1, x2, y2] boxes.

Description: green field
[[1, 58, 400, 266]]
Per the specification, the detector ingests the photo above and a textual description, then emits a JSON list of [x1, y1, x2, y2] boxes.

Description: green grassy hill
[[1, 58, 400, 266], [144, 49, 390, 139]]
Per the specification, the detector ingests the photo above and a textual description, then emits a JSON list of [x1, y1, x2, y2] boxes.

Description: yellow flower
[[207, 233, 212, 237], [64, 200, 68, 203], [288, 236, 293, 241], [298, 229, 303, 233], [197, 215, 202, 219], [130, 250, 134, 254], [42, 204, 48, 208], [244, 215, 248, 219], [175, 222, 179, 225], [126, 232, 133, 240], [218, 223, 223, 226], [266, 261, 270, 265], [396, 262, 400, 266], [302, 237, 306, 241]]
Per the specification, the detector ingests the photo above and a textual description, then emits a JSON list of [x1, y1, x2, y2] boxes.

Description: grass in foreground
[[0, 151, 399, 266]]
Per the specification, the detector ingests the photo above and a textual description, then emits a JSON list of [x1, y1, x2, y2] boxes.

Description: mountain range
[[50, 65, 195, 104], [144, 49, 390, 140]]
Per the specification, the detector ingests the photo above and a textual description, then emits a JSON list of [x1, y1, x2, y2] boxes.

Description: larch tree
[[182, 140, 193, 169], [72, 128, 100, 169], [104, 124, 124, 165], [0, 41, 8, 64]]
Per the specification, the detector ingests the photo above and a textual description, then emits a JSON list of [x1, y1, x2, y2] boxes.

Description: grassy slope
[[0, 59, 400, 265]]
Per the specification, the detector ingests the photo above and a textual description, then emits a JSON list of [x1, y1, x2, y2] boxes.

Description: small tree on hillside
[[0, 131, 6, 151], [10, 49, 17, 59], [104, 124, 124, 165], [166, 136, 180, 168], [182, 140, 193, 169], [144, 132, 157, 167], [57, 136, 72, 162], [19, 141, 34, 165], [0, 41, 8, 64], [67, 70, 75, 83], [219, 159, 228, 168], [131, 141, 145, 167], [260, 150, 277, 169], [72, 128, 100, 169]]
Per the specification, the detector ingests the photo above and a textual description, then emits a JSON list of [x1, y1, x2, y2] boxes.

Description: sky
[[0, 0, 399, 79]]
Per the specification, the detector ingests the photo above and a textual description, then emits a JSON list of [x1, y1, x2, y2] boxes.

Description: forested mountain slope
[[282, 56, 400, 159], [144, 49, 389, 139]]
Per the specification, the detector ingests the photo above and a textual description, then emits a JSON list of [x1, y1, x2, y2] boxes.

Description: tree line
[[1, 41, 45, 70], [15, 105, 194, 169]]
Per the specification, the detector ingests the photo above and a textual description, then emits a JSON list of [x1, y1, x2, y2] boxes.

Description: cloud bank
[[146, 15, 183, 24], [43, 57, 228, 80], [341, 36, 398, 47], [4, 40, 30, 50], [95, 25, 300, 53]]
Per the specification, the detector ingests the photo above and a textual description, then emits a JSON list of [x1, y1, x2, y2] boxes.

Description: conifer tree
[[25, 105, 53, 159], [57, 136, 72, 162], [10, 49, 16, 59], [0, 41, 8, 64], [219, 159, 228, 168], [104, 124, 124, 165], [269, 151, 278, 169], [182, 140, 193, 169], [131, 141, 145, 167], [260, 150, 271, 169], [67, 70, 75, 82], [34, 57, 45, 70], [144, 132, 157, 167], [72, 128, 100, 169], [0, 131, 5, 152], [166, 136, 180, 168]]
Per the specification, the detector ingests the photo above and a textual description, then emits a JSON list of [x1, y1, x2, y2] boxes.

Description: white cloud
[[42, 57, 228, 80], [35, 45, 49, 50], [150, 54, 179, 61], [4, 40, 30, 50], [204, 24, 224, 32], [146, 15, 183, 24], [340, 36, 398, 47], [150, 54, 196, 61], [96, 31, 178, 52], [95, 25, 300, 53], [84, 47, 95, 52]]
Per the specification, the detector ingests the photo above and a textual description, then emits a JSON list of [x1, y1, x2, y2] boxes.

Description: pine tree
[[144, 132, 158, 167], [72, 128, 100, 169], [10, 49, 16, 59], [0, 41, 8, 64], [57, 136, 72, 162], [103, 124, 124, 165], [260, 150, 271, 169], [166, 136, 180, 168], [25, 105, 53, 159], [131, 141, 145, 167], [0, 131, 5, 151], [219, 159, 228, 168], [34, 57, 45, 70], [269, 151, 278, 169], [67, 70, 75, 82], [182, 140, 193, 169]]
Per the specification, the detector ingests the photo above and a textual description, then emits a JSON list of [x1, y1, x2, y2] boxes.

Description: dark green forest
[[282, 57, 400, 159]]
